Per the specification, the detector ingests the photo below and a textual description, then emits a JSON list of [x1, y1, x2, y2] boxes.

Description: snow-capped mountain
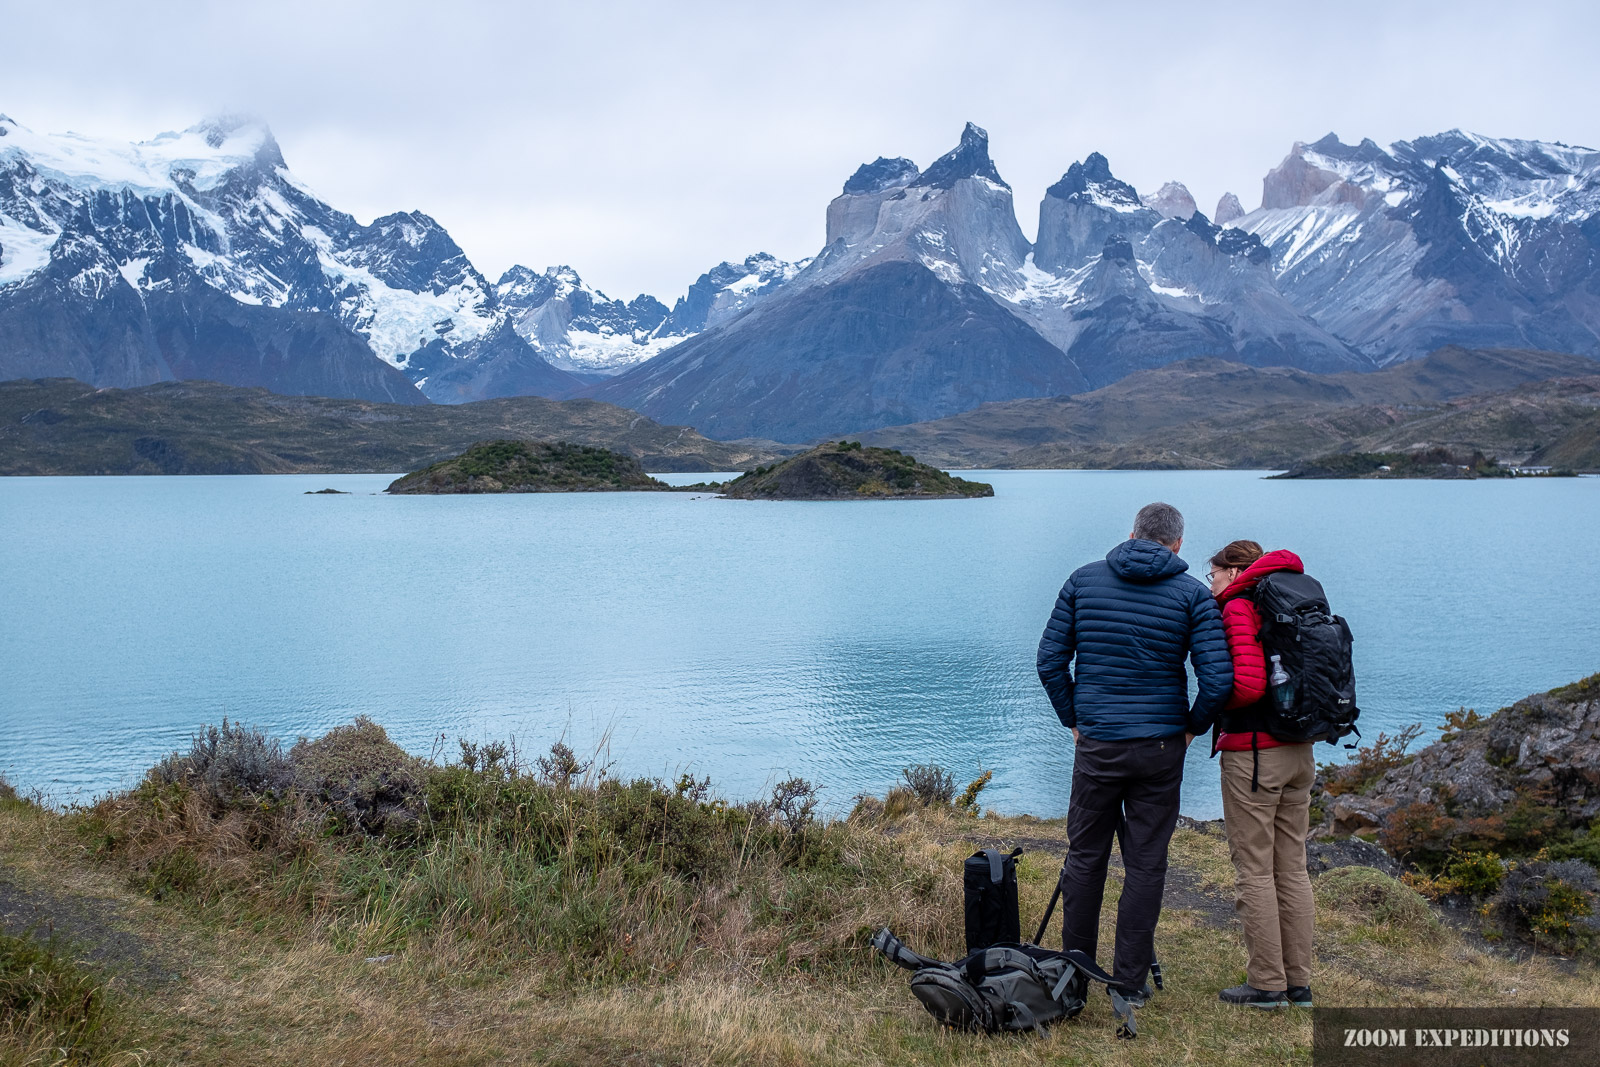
[[0, 113, 581, 402], [1235, 131, 1600, 362], [0, 114, 431, 402], [494, 253, 804, 376]]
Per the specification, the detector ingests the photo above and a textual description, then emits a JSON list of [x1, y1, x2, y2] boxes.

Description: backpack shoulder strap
[[872, 927, 942, 972]]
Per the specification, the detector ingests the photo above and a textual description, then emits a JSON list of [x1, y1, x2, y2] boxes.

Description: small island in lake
[[387, 440, 671, 494], [719, 441, 993, 500], [1271, 448, 1577, 480]]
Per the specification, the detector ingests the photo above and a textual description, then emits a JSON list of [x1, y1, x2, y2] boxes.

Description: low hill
[[856, 348, 1600, 470], [0, 378, 789, 475], [386, 440, 668, 494], [720, 441, 993, 500]]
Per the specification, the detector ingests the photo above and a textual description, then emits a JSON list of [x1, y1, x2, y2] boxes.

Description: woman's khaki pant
[[1220, 744, 1315, 990]]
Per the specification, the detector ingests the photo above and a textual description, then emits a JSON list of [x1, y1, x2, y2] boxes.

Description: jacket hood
[[1218, 549, 1304, 603], [1106, 538, 1190, 583]]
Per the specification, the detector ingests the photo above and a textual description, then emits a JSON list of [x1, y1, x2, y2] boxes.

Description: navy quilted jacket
[[1036, 539, 1233, 740]]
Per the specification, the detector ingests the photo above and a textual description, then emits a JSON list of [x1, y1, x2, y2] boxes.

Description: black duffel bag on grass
[[962, 847, 1023, 954]]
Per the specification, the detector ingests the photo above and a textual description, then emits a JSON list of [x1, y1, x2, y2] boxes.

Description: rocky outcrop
[[1214, 192, 1246, 225], [1318, 674, 1600, 842]]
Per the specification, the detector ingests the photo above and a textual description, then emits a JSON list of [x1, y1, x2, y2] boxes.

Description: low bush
[[151, 719, 293, 804], [1492, 859, 1600, 950], [1444, 851, 1507, 897], [289, 717, 423, 836], [1404, 851, 1507, 900], [1320, 724, 1422, 797], [956, 770, 993, 814], [1379, 799, 1459, 869], [1438, 707, 1485, 742], [1548, 821, 1600, 868], [1315, 866, 1434, 930], [900, 764, 955, 807]]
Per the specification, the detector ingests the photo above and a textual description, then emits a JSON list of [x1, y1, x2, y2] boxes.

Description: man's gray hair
[[1131, 502, 1184, 547]]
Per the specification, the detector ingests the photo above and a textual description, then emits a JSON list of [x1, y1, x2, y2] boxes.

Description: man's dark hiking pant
[[1059, 734, 1186, 991]]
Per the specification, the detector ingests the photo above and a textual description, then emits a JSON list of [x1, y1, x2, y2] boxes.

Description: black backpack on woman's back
[[1248, 570, 1360, 745]]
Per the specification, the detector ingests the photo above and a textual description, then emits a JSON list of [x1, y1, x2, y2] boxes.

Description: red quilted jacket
[[1214, 549, 1309, 752]]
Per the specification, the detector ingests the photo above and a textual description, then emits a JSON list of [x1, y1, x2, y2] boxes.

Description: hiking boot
[[1219, 984, 1289, 1008], [1287, 985, 1312, 1007]]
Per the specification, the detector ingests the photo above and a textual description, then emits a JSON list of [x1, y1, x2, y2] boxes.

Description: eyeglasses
[[1206, 570, 1231, 583]]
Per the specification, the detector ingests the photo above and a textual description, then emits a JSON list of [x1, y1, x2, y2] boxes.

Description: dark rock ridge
[[854, 346, 1600, 471], [386, 439, 668, 494], [1045, 152, 1141, 206], [0, 377, 788, 475], [719, 441, 992, 500]]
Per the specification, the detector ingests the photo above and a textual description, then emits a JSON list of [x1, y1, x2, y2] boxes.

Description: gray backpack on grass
[[873, 928, 1117, 1035]]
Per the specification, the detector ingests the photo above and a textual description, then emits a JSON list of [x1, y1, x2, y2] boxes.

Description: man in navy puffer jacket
[[1037, 502, 1231, 1002]]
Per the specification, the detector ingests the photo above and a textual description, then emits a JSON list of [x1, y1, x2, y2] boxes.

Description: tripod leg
[[1033, 863, 1064, 946]]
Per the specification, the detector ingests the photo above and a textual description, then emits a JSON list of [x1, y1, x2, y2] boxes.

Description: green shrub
[[956, 770, 993, 815], [1443, 851, 1506, 896], [1493, 859, 1600, 950], [290, 717, 423, 836], [1548, 822, 1600, 868], [1315, 866, 1435, 930]]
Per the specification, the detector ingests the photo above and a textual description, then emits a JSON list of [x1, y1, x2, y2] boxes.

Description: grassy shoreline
[[4, 724, 1599, 1066]]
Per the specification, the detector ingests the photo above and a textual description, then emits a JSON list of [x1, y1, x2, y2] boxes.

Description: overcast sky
[[3, 0, 1595, 300]]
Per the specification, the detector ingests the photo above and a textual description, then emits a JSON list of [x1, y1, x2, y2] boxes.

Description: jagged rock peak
[[1045, 151, 1142, 207], [911, 122, 1007, 191], [1214, 192, 1245, 224], [842, 156, 919, 195], [1101, 234, 1136, 263], [1141, 181, 1197, 219], [1184, 210, 1220, 243]]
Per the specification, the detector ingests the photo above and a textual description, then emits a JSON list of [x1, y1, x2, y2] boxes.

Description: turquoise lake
[[2, 470, 1596, 818]]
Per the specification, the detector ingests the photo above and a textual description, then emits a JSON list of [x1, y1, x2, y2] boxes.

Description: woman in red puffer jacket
[[1206, 540, 1315, 1012]]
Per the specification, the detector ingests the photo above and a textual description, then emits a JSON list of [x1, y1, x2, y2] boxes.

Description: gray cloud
[[2, 0, 1594, 299]]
